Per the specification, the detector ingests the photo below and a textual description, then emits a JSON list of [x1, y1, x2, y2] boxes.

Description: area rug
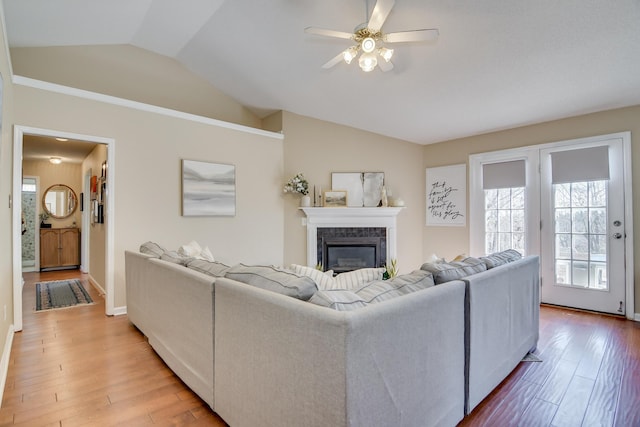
[[522, 352, 542, 362], [36, 279, 94, 312]]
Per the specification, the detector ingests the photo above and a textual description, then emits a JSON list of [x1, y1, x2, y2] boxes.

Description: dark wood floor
[[1, 270, 639, 426]]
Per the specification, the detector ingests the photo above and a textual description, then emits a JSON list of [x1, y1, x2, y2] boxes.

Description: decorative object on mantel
[[426, 164, 466, 226], [284, 173, 310, 207], [332, 172, 384, 207], [323, 190, 348, 207]]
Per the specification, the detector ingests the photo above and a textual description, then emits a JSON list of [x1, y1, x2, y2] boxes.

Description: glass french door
[[540, 140, 626, 315]]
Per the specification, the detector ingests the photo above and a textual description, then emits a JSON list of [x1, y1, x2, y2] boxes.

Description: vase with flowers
[[284, 173, 310, 207]]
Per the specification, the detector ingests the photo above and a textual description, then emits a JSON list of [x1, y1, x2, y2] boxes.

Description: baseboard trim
[[112, 306, 127, 316], [0, 324, 15, 408], [88, 274, 106, 296]]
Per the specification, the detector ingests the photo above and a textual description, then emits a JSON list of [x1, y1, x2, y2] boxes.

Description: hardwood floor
[[0, 270, 226, 426], [1, 270, 639, 426]]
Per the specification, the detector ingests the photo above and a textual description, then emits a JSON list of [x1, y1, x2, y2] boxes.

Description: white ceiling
[[4, 0, 640, 145]]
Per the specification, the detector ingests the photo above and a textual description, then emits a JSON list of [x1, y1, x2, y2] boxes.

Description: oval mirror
[[42, 184, 78, 219]]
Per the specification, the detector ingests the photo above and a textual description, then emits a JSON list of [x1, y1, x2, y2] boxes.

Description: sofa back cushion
[[225, 264, 318, 301], [160, 250, 194, 266], [420, 257, 487, 284], [479, 249, 522, 269], [290, 264, 334, 290], [187, 259, 230, 277]]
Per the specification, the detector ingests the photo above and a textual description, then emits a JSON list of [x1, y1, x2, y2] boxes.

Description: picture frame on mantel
[[323, 190, 348, 207], [331, 172, 384, 207]]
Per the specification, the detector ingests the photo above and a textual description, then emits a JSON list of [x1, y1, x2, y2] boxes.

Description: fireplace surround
[[300, 207, 403, 272]]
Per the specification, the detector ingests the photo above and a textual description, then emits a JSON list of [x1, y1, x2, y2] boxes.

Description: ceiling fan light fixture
[[361, 37, 376, 53], [379, 47, 394, 62], [359, 52, 378, 72], [343, 46, 359, 64]]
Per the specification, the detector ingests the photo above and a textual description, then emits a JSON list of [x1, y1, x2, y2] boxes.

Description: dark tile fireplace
[[317, 227, 386, 273]]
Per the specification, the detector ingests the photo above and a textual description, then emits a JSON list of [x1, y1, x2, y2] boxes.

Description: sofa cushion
[[308, 290, 368, 311], [140, 241, 166, 258], [480, 249, 522, 269], [290, 264, 334, 290], [420, 257, 487, 284], [327, 268, 386, 291], [187, 259, 230, 277], [160, 250, 194, 266], [225, 264, 318, 300]]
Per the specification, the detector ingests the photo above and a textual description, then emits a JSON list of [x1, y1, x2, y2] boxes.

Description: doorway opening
[[12, 126, 116, 332]]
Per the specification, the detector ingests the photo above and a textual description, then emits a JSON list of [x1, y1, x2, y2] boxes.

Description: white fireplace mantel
[[300, 207, 404, 268]]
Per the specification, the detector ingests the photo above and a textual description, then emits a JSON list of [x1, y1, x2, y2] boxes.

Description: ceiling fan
[[305, 0, 439, 72]]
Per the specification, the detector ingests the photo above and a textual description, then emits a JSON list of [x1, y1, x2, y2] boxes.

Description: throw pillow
[[329, 268, 386, 291], [139, 241, 166, 258], [225, 264, 318, 301], [178, 240, 203, 257], [290, 264, 334, 290], [308, 290, 368, 311], [420, 257, 487, 284], [200, 246, 215, 262], [354, 270, 435, 303]]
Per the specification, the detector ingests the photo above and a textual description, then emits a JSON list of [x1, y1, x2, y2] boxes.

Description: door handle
[[613, 233, 623, 239]]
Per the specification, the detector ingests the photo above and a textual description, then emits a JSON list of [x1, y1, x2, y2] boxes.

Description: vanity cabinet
[[40, 228, 80, 270]]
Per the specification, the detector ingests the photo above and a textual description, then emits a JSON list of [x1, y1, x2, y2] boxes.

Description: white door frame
[[469, 131, 634, 320], [12, 126, 116, 331]]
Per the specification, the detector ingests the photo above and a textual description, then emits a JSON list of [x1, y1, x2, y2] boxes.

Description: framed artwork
[[331, 172, 384, 207], [323, 190, 348, 207], [426, 164, 466, 226], [182, 159, 236, 216]]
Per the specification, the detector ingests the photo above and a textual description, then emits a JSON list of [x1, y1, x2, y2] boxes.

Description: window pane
[[512, 188, 525, 209], [572, 209, 588, 233], [485, 189, 498, 210], [486, 233, 498, 254], [498, 210, 511, 232], [498, 188, 511, 209], [556, 234, 572, 259], [499, 233, 511, 251], [512, 209, 524, 232], [572, 182, 588, 207], [513, 233, 525, 252], [486, 210, 498, 232], [572, 261, 589, 287], [589, 208, 607, 234], [589, 262, 607, 290], [555, 184, 571, 208], [556, 260, 571, 284], [555, 208, 571, 233], [589, 181, 607, 207], [572, 234, 589, 260], [589, 235, 607, 261]]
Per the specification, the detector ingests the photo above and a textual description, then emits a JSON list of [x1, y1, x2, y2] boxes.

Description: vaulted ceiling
[[4, 0, 640, 145]]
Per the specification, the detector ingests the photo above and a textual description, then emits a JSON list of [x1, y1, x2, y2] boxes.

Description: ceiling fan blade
[[367, 0, 395, 32], [384, 29, 439, 43], [322, 52, 345, 69], [305, 27, 354, 40], [378, 59, 394, 72]]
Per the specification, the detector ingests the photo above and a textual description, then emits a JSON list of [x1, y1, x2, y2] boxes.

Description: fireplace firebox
[[317, 227, 386, 273]]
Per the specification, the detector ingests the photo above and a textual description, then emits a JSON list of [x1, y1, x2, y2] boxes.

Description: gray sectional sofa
[[124, 246, 539, 426]]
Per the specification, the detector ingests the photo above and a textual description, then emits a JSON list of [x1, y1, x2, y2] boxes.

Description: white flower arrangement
[[283, 173, 309, 196]]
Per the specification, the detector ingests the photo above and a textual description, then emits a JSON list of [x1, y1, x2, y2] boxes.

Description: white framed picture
[[182, 159, 236, 216], [426, 164, 466, 226]]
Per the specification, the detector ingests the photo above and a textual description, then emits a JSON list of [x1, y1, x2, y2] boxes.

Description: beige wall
[[10, 45, 262, 130], [82, 144, 107, 291], [13, 83, 284, 309], [423, 105, 640, 310], [281, 111, 425, 274], [0, 6, 16, 362]]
